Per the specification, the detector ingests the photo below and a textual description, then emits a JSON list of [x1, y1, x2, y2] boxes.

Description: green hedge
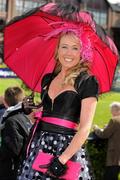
[[87, 134, 107, 180]]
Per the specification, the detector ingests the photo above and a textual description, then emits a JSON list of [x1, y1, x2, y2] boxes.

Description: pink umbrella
[[4, 2, 119, 93]]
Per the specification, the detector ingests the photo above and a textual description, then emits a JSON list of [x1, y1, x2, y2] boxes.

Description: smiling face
[[57, 33, 81, 71]]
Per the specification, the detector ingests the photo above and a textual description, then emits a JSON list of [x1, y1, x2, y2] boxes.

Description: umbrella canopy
[[4, 2, 118, 93]]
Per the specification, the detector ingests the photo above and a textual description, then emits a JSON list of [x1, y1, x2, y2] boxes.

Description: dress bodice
[[41, 72, 99, 124]]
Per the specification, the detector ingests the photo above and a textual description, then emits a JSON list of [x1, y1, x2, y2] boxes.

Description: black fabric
[[48, 157, 67, 177], [36, 72, 99, 136], [0, 110, 31, 179], [75, 73, 99, 100], [0, 104, 6, 119], [41, 72, 99, 126], [103, 166, 120, 180], [37, 121, 76, 135]]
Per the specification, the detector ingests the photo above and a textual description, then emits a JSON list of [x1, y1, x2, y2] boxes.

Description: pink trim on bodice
[[42, 116, 77, 129]]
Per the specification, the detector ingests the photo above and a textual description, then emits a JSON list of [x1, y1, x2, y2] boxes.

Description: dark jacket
[[0, 104, 32, 180], [94, 116, 120, 166], [0, 104, 6, 119]]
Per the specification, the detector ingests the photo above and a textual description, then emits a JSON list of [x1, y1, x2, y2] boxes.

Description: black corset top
[[41, 72, 98, 125], [42, 89, 81, 124]]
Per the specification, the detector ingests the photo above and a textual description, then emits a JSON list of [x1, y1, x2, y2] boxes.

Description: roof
[[106, 0, 120, 12], [110, 3, 120, 12]]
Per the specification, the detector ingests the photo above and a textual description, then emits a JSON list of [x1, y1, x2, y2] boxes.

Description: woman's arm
[[59, 97, 97, 164]]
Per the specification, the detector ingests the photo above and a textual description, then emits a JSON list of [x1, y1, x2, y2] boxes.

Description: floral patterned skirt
[[18, 131, 93, 180]]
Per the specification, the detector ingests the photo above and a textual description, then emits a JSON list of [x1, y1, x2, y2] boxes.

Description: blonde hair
[[54, 32, 91, 86]]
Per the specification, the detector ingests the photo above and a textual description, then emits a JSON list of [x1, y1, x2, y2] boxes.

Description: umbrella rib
[[42, 16, 60, 30]]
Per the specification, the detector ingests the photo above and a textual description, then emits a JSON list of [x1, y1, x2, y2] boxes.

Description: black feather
[[95, 24, 108, 44], [47, 0, 81, 21], [6, 7, 40, 26], [6, 1, 81, 26], [6, 2, 48, 27]]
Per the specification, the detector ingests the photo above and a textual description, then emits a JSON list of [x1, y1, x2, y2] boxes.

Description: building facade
[[0, 0, 52, 21], [0, 0, 120, 50], [1, 0, 120, 51]]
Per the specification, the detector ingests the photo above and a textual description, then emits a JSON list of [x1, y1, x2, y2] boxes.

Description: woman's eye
[[73, 47, 79, 50], [61, 46, 67, 49]]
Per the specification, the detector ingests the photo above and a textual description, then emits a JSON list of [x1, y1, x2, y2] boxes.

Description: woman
[[18, 31, 99, 180]]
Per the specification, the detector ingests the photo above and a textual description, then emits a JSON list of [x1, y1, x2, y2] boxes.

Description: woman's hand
[[23, 93, 35, 108], [46, 157, 67, 178], [22, 93, 35, 114]]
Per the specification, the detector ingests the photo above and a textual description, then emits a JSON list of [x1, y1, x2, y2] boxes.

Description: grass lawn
[[0, 78, 22, 95], [0, 78, 120, 127], [94, 91, 120, 127]]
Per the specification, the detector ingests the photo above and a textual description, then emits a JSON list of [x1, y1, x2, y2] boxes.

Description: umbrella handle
[[23, 92, 35, 109], [27, 103, 43, 109], [29, 91, 34, 98], [26, 92, 43, 109]]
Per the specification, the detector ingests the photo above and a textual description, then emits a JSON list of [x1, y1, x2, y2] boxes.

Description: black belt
[[37, 121, 76, 135]]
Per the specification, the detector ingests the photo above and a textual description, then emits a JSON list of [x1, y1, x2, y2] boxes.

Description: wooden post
[[6, 0, 16, 22]]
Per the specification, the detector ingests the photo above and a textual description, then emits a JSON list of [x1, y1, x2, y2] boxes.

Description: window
[[0, 0, 7, 11], [16, 0, 48, 15], [81, 0, 108, 26], [88, 8, 107, 26]]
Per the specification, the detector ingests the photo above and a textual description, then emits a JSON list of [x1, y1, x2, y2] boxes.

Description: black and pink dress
[[18, 72, 98, 180]]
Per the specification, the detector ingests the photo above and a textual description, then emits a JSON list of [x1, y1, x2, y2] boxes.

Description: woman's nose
[[65, 48, 72, 55]]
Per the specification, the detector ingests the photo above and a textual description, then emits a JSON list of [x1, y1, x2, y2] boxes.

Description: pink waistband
[[41, 117, 77, 129]]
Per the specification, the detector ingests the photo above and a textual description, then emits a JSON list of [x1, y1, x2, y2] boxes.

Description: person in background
[[0, 86, 32, 180], [0, 96, 6, 120], [93, 102, 120, 180]]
